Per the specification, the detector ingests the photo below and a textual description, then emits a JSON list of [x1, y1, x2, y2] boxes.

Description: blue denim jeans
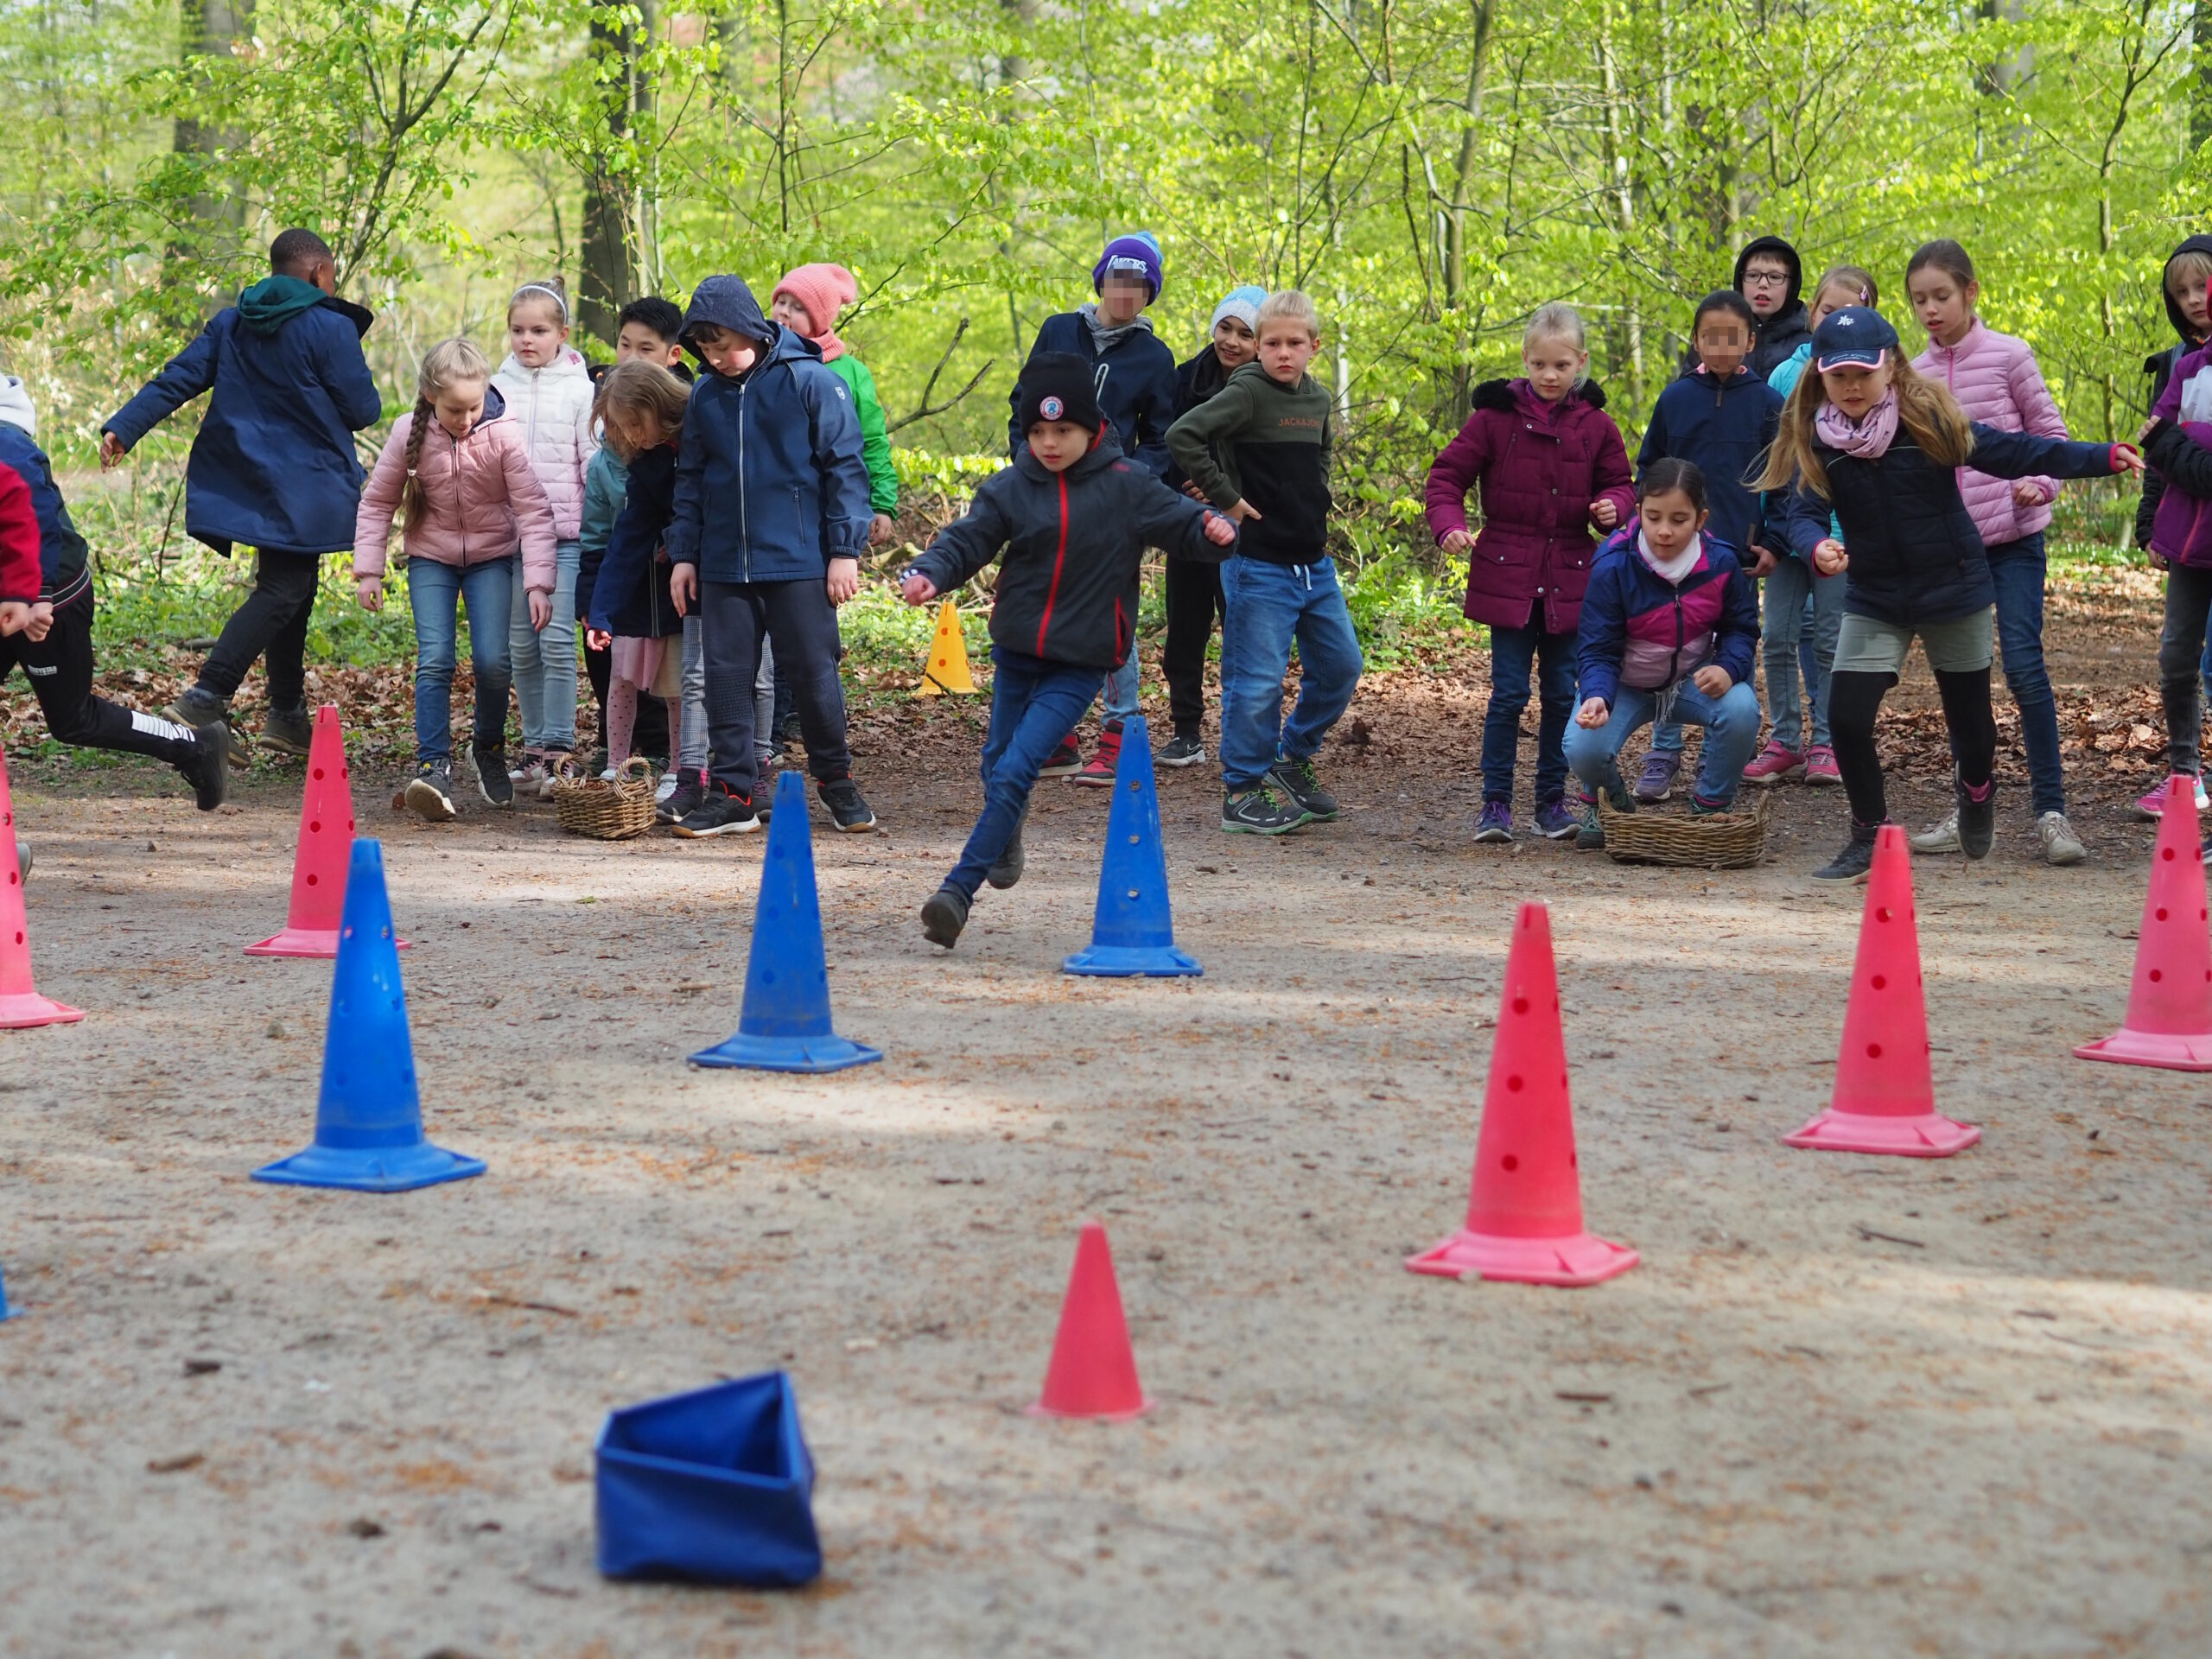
[[1761, 554, 1846, 752], [409, 556, 516, 764], [1217, 556, 1364, 790], [1482, 619, 1578, 806], [1102, 653, 1141, 723], [677, 613, 708, 772], [1986, 531, 2065, 817], [510, 538, 580, 752], [948, 648, 1104, 899], [1564, 677, 1763, 809]]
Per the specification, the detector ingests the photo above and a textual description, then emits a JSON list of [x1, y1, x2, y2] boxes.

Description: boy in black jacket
[[903, 355, 1235, 948]]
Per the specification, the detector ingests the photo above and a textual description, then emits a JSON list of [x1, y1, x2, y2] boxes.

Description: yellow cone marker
[[915, 597, 977, 696]]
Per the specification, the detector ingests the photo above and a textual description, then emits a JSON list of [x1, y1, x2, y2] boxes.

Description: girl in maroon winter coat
[[1424, 302, 1637, 842]]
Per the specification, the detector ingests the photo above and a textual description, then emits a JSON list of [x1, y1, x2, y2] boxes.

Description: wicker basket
[[1598, 789, 1771, 869], [550, 755, 659, 841]]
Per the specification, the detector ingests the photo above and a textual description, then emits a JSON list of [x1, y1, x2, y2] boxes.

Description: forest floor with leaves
[[3, 563, 2210, 1656]]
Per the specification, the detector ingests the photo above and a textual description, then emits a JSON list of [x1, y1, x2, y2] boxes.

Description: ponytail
[[400, 393, 435, 535]]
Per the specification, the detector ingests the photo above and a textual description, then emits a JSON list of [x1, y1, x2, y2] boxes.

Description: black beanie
[[1017, 353, 1103, 435]]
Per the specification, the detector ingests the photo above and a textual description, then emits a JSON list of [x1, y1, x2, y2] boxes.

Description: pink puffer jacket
[[353, 387, 558, 591], [493, 347, 597, 540], [1913, 319, 2067, 548]]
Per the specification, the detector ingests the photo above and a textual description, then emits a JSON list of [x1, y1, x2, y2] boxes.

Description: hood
[[1078, 301, 1156, 355], [1013, 426, 1128, 485], [237, 274, 334, 337], [2162, 234, 2212, 347], [499, 345, 594, 384], [680, 276, 779, 355], [0, 374, 34, 440], [1473, 377, 1611, 416], [1732, 235, 1803, 314]]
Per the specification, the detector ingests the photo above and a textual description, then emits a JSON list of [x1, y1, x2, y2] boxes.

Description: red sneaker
[[1803, 745, 1842, 786], [1071, 721, 1123, 787], [1740, 741, 1804, 786]]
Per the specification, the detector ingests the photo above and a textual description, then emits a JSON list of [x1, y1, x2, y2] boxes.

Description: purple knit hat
[[1090, 232, 1164, 302]]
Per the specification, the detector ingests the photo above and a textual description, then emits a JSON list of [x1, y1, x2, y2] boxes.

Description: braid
[[400, 394, 435, 536]]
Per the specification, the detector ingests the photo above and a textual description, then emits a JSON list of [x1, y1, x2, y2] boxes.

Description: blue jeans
[[1482, 619, 1578, 805], [1987, 531, 2065, 817], [1217, 556, 1364, 790], [410, 556, 516, 764], [510, 538, 581, 752], [1762, 554, 1846, 752], [1564, 677, 1763, 809], [678, 613, 708, 772], [1102, 654, 1141, 723], [948, 649, 1103, 899]]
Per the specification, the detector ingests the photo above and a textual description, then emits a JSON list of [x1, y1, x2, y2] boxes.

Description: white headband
[[512, 283, 568, 321]]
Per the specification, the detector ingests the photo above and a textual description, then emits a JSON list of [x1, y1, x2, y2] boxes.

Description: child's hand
[[825, 556, 861, 607], [899, 571, 938, 607], [1439, 527, 1475, 555], [98, 431, 126, 469], [2012, 478, 2048, 508], [1202, 512, 1237, 547], [1693, 664, 1732, 697], [1575, 696, 1610, 728], [2112, 442, 2146, 475], [1228, 498, 1262, 524], [0, 601, 29, 637], [1183, 481, 1207, 501], [670, 563, 697, 615], [529, 588, 552, 631], [1813, 538, 1848, 576], [21, 601, 53, 642], [868, 512, 897, 546], [586, 627, 612, 651], [1589, 498, 1618, 529], [1747, 545, 1777, 577], [355, 575, 384, 613]]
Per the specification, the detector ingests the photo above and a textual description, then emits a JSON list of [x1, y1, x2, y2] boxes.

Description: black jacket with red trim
[[907, 431, 1225, 672]]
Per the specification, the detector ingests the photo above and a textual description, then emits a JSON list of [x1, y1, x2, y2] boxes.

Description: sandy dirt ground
[[4, 579, 2212, 1658]]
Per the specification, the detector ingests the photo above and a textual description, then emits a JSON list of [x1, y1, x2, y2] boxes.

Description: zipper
[[1036, 472, 1070, 655], [736, 373, 749, 582], [448, 426, 466, 565]]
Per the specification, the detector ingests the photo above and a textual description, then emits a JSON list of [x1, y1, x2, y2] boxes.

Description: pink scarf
[[1815, 391, 1899, 460]]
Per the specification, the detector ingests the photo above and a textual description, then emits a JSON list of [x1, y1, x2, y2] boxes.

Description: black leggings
[[2, 590, 202, 771], [1828, 665, 1996, 827]]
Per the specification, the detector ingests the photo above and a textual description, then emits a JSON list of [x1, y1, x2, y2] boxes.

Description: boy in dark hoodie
[[1733, 234, 1812, 379], [100, 229, 382, 761], [664, 276, 876, 838], [906, 356, 1235, 947]]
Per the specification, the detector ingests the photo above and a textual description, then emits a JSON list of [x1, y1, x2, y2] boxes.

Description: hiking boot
[[1160, 734, 1207, 768], [657, 771, 706, 826], [987, 820, 1027, 890], [1633, 748, 1680, 803], [674, 783, 761, 837], [2134, 775, 2209, 819], [178, 721, 232, 811], [1073, 721, 1124, 788], [166, 687, 249, 771], [1910, 810, 1961, 855], [1473, 801, 1513, 843], [1039, 735, 1084, 778], [818, 777, 877, 832], [1534, 798, 1580, 839], [921, 885, 970, 949], [1804, 746, 1841, 786], [1812, 821, 1881, 884], [474, 744, 514, 809], [405, 760, 458, 823], [1222, 783, 1308, 836], [261, 705, 314, 758], [1270, 753, 1339, 822], [1741, 741, 1804, 786], [1955, 775, 1996, 861], [2038, 810, 2086, 868]]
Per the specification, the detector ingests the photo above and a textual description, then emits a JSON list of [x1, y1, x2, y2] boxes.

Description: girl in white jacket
[[495, 276, 598, 791]]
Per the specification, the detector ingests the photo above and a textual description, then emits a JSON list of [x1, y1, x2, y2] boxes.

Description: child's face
[[432, 379, 487, 441], [1097, 274, 1151, 327], [1740, 257, 1791, 318], [691, 325, 762, 378], [769, 293, 817, 335], [614, 322, 680, 366], [1522, 334, 1586, 403], [1694, 312, 1751, 378], [1908, 268, 1976, 347], [1027, 419, 1094, 472], [508, 301, 568, 369], [2171, 266, 2212, 337], [1820, 358, 1893, 421], [1638, 487, 1708, 558], [1258, 321, 1319, 386], [611, 406, 667, 456], [1211, 316, 1256, 372]]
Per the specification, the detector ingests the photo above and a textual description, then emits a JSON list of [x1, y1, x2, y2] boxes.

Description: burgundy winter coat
[[1424, 378, 1637, 635]]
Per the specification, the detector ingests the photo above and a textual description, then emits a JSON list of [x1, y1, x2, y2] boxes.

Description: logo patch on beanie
[[1040, 396, 1064, 420]]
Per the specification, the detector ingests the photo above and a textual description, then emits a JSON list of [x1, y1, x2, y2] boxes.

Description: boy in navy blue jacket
[[100, 229, 382, 761], [664, 276, 876, 838]]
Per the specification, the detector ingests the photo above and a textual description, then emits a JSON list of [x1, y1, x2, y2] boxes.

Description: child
[[664, 276, 875, 837], [1631, 289, 1784, 803], [1565, 460, 1762, 846], [1158, 284, 1266, 768], [1168, 289, 1364, 836], [0, 376, 231, 803], [1421, 301, 1637, 842], [1754, 308, 2137, 882], [494, 279, 597, 791], [903, 356, 1236, 946], [1009, 232, 1181, 782], [772, 264, 898, 544], [2133, 331, 2212, 849], [1732, 235, 1813, 378], [1901, 239, 2082, 868], [100, 228, 382, 760], [353, 338, 558, 822]]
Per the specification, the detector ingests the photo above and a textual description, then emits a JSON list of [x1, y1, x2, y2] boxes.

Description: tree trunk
[[170, 0, 256, 284], [1441, 0, 1496, 422], [2196, 0, 2212, 151], [580, 0, 651, 346]]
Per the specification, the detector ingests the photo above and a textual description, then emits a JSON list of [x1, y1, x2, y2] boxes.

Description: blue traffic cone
[[1064, 715, 1202, 978], [252, 840, 486, 1192], [689, 770, 881, 1073], [0, 1256, 19, 1322]]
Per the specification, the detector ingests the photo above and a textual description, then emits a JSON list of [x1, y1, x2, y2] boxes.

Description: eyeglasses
[[1742, 270, 1790, 288]]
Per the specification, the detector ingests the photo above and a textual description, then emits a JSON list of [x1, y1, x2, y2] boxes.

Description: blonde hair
[[508, 276, 569, 328], [1753, 349, 1974, 500], [1523, 301, 1591, 387], [1811, 264, 1879, 314], [2169, 250, 2212, 295], [594, 360, 691, 461], [402, 337, 493, 535], [1257, 289, 1322, 340]]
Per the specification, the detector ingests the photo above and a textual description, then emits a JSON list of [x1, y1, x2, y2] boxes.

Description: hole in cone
[[2164, 848, 2177, 861], [307, 874, 318, 887], [310, 820, 321, 834], [2158, 907, 2170, 922], [11, 931, 20, 946], [1877, 906, 1891, 921], [1872, 974, 1887, 990], [1502, 1154, 1518, 1171], [1507, 1075, 1523, 1091], [1512, 995, 1529, 1014], [2151, 969, 2164, 982], [1867, 1042, 1882, 1058], [762, 970, 776, 985], [1126, 889, 1140, 901], [313, 767, 325, 780], [341, 927, 353, 939]]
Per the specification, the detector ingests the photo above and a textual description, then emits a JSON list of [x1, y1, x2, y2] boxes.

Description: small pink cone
[[2076, 773, 2212, 1070], [0, 744, 82, 1029], [247, 706, 405, 957], [1028, 1223, 1152, 1421]]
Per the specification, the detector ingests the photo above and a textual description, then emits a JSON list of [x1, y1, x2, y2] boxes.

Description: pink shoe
[[2135, 774, 2209, 819], [1741, 741, 1804, 786], [1803, 746, 1841, 786]]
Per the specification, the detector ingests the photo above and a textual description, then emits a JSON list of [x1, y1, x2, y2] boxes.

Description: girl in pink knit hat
[[771, 264, 897, 546]]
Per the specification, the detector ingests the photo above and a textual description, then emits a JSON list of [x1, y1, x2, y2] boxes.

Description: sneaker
[[818, 777, 877, 832], [674, 783, 761, 838], [775, 712, 804, 748], [655, 771, 680, 804], [1473, 801, 1514, 843], [509, 749, 547, 787], [1573, 803, 1606, 851], [1038, 735, 1084, 779], [1633, 748, 1681, 804], [1812, 821, 1880, 884], [537, 750, 575, 800], [1270, 753, 1339, 822], [178, 721, 232, 811], [657, 770, 706, 826], [921, 885, 969, 949], [1073, 721, 1124, 788], [1534, 798, 1580, 839], [404, 760, 458, 823], [987, 819, 1027, 890], [1688, 795, 1736, 817], [1221, 784, 1308, 835], [474, 745, 513, 809], [261, 705, 314, 758], [2135, 775, 2210, 819], [1803, 746, 1841, 786], [1956, 776, 1995, 860], [165, 688, 249, 771], [2038, 810, 2086, 868], [1160, 734, 1207, 768], [1910, 810, 1961, 855], [1741, 741, 1805, 786]]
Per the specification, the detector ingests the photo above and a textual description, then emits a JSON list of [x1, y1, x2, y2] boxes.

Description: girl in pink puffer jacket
[[354, 337, 558, 822], [1904, 238, 2082, 868]]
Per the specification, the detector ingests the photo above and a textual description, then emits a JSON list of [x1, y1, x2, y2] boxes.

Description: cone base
[[246, 925, 410, 959], [1025, 1396, 1154, 1422], [0, 990, 85, 1029], [1783, 1108, 1981, 1157], [1061, 943, 1203, 979], [1405, 1227, 1640, 1287], [687, 1032, 883, 1074], [251, 1139, 486, 1192], [2073, 1027, 2212, 1071]]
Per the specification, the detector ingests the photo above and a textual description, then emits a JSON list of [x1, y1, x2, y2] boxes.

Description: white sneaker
[[655, 772, 680, 804], [2038, 810, 2086, 867], [1909, 810, 1961, 855]]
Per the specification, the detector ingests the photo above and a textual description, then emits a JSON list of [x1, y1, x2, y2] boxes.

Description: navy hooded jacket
[[103, 281, 383, 556], [664, 276, 873, 584], [1007, 312, 1180, 480], [0, 379, 90, 605], [1637, 365, 1784, 558], [587, 442, 682, 640]]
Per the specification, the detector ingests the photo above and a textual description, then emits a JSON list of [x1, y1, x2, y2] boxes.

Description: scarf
[[1079, 301, 1154, 354], [1637, 529, 1702, 585], [1815, 391, 1900, 460]]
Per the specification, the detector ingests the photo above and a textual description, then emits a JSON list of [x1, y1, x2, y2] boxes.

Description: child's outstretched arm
[[100, 323, 221, 466], [1422, 410, 1497, 552], [1131, 473, 1236, 560], [1165, 378, 1258, 515], [1964, 424, 2141, 483], [901, 476, 1016, 604]]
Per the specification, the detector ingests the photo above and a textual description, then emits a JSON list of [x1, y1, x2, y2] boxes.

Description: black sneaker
[[818, 777, 877, 832], [674, 783, 762, 838], [261, 706, 314, 757], [1269, 754, 1338, 822], [1038, 735, 1084, 778], [1955, 774, 1995, 860], [178, 721, 232, 811], [1222, 784, 1308, 836], [921, 885, 969, 949], [474, 745, 514, 809], [658, 772, 705, 825], [1813, 821, 1881, 884], [987, 819, 1026, 890], [1160, 734, 1207, 768], [165, 688, 249, 771], [404, 760, 458, 823]]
